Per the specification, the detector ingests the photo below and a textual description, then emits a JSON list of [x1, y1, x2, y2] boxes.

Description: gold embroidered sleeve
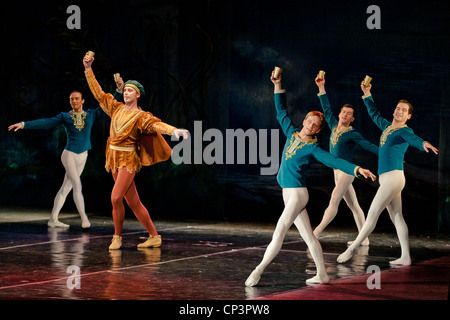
[[140, 112, 177, 135], [84, 69, 119, 117]]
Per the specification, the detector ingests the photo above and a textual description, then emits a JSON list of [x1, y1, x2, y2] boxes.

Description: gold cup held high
[[318, 70, 326, 80], [273, 66, 283, 79], [363, 75, 372, 87], [87, 51, 95, 61], [113, 73, 121, 82]]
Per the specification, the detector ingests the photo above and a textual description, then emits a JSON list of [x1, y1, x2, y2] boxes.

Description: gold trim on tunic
[[285, 134, 317, 160], [330, 126, 353, 147], [380, 124, 407, 147]]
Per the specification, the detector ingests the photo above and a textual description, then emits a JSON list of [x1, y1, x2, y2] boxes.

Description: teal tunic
[[363, 95, 425, 175], [318, 93, 378, 162], [23, 91, 122, 154], [23, 108, 103, 154], [275, 92, 358, 188]]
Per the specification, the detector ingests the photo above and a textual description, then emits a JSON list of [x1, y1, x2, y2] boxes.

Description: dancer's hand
[[315, 74, 325, 92], [8, 122, 23, 132], [361, 81, 372, 96], [172, 129, 189, 139], [423, 141, 439, 155], [358, 167, 377, 181], [270, 71, 282, 92], [83, 52, 94, 70], [115, 76, 124, 91]]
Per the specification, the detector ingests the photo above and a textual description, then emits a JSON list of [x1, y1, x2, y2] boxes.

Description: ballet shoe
[[306, 275, 330, 285], [81, 219, 91, 229], [109, 235, 122, 250], [137, 235, 162, 248], [48, 219, 70, 228], [245, 268, 262, 287]]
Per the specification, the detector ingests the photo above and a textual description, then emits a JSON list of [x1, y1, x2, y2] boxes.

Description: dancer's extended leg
[[387, 194, 411, 265], [111, 169, 136, 237], [343, 184, 370, 246], [245, 188, 309, 287], [48, 150, 88, 228], [313, 170, 353, 237], [293, 209, 329, 284], [123, 181, 158, 236], [337, 170, 405, 263]]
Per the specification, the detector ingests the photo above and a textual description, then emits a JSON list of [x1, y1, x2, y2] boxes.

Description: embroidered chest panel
[[380, 125, 407, 147], [285, 134, 317, 160], [113, 107, 144, 136], [70, 112, 87, 131], [330, 126, 353, 147]]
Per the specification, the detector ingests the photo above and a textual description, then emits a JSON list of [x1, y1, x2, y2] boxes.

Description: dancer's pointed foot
[[137, 235, 161, 248], [81, 218, 91, 229], [245, 268, 262, 287], [306, 274, 330, 285], [109, 235, 122, 250], [389, 257, 411, 266], [337, 248, 354, 263], [48, 219, 70, 228]]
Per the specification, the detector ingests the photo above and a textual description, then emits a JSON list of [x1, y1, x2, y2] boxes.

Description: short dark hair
[[397, 99, 413, 114], [70, 90, 84, 99], [340, 104, 356, 117]]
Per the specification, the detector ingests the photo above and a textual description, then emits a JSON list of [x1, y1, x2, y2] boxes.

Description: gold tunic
[[85, 69, 175, 173]]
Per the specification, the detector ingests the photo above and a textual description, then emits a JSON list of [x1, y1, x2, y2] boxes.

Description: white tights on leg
[[245, 188, 329, 286], [314, 170, 369, 245], [337, 170, 409, 265], [48, 149, 89, 228]]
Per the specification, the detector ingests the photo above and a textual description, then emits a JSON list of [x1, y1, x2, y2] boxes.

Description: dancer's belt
[[109, 144, 136, 152]]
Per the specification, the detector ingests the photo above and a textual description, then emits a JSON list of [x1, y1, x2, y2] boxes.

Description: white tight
[[49, 149, 89, 226], [338, 170, 410, 264], [314, 170, 366, 237], [252, 188, 328, 283]]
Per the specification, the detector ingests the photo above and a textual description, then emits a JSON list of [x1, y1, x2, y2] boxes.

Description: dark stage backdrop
[[1, 0, 448, 232]]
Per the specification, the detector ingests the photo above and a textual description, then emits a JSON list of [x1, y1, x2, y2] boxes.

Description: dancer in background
[[245, 71, 376, 287], [313, 74, 378, 245], [83, 52, 188, 250], [8, 82, 123, 228], [337, 80, 439, 265]]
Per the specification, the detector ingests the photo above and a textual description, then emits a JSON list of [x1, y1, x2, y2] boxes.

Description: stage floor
[[0, 207, 448, 301]]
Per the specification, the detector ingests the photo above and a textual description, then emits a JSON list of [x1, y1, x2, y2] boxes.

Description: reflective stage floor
[[0, 207, 448, 302]]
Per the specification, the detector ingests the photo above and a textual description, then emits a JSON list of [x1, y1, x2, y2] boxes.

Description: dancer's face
[[302, 115, 322, 136], [69, 92, 84, 112], [123, 86, 140, 104], [393, 102, 412, 124], [338, 107, 355, 126]]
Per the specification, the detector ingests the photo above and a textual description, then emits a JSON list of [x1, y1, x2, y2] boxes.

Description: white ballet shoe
[[389, 257, 411, 266], [48, 220, 70, 228], [337, 248, 354, 263], [245, 268, 262, 287], [306, 275, 330, 285]]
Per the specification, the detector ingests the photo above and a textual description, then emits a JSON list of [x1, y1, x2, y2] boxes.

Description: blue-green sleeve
[[401, 127, 425, 151], [113, 90, 123, 101], [352, 131, 379, 155], [363, 95, 391, 131], [318, 93, 338, 130], [23, 113, 64, 130], [313, 145, 357, 176], [275, 93, 297, 137]]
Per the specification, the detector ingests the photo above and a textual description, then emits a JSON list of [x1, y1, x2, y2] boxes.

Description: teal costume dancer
[[276, 92, 361, 188], [245, 83, 375, 287], [313, 92, 378, 240], [16, 90, 122, 228], [337, 92, 437, 265]]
